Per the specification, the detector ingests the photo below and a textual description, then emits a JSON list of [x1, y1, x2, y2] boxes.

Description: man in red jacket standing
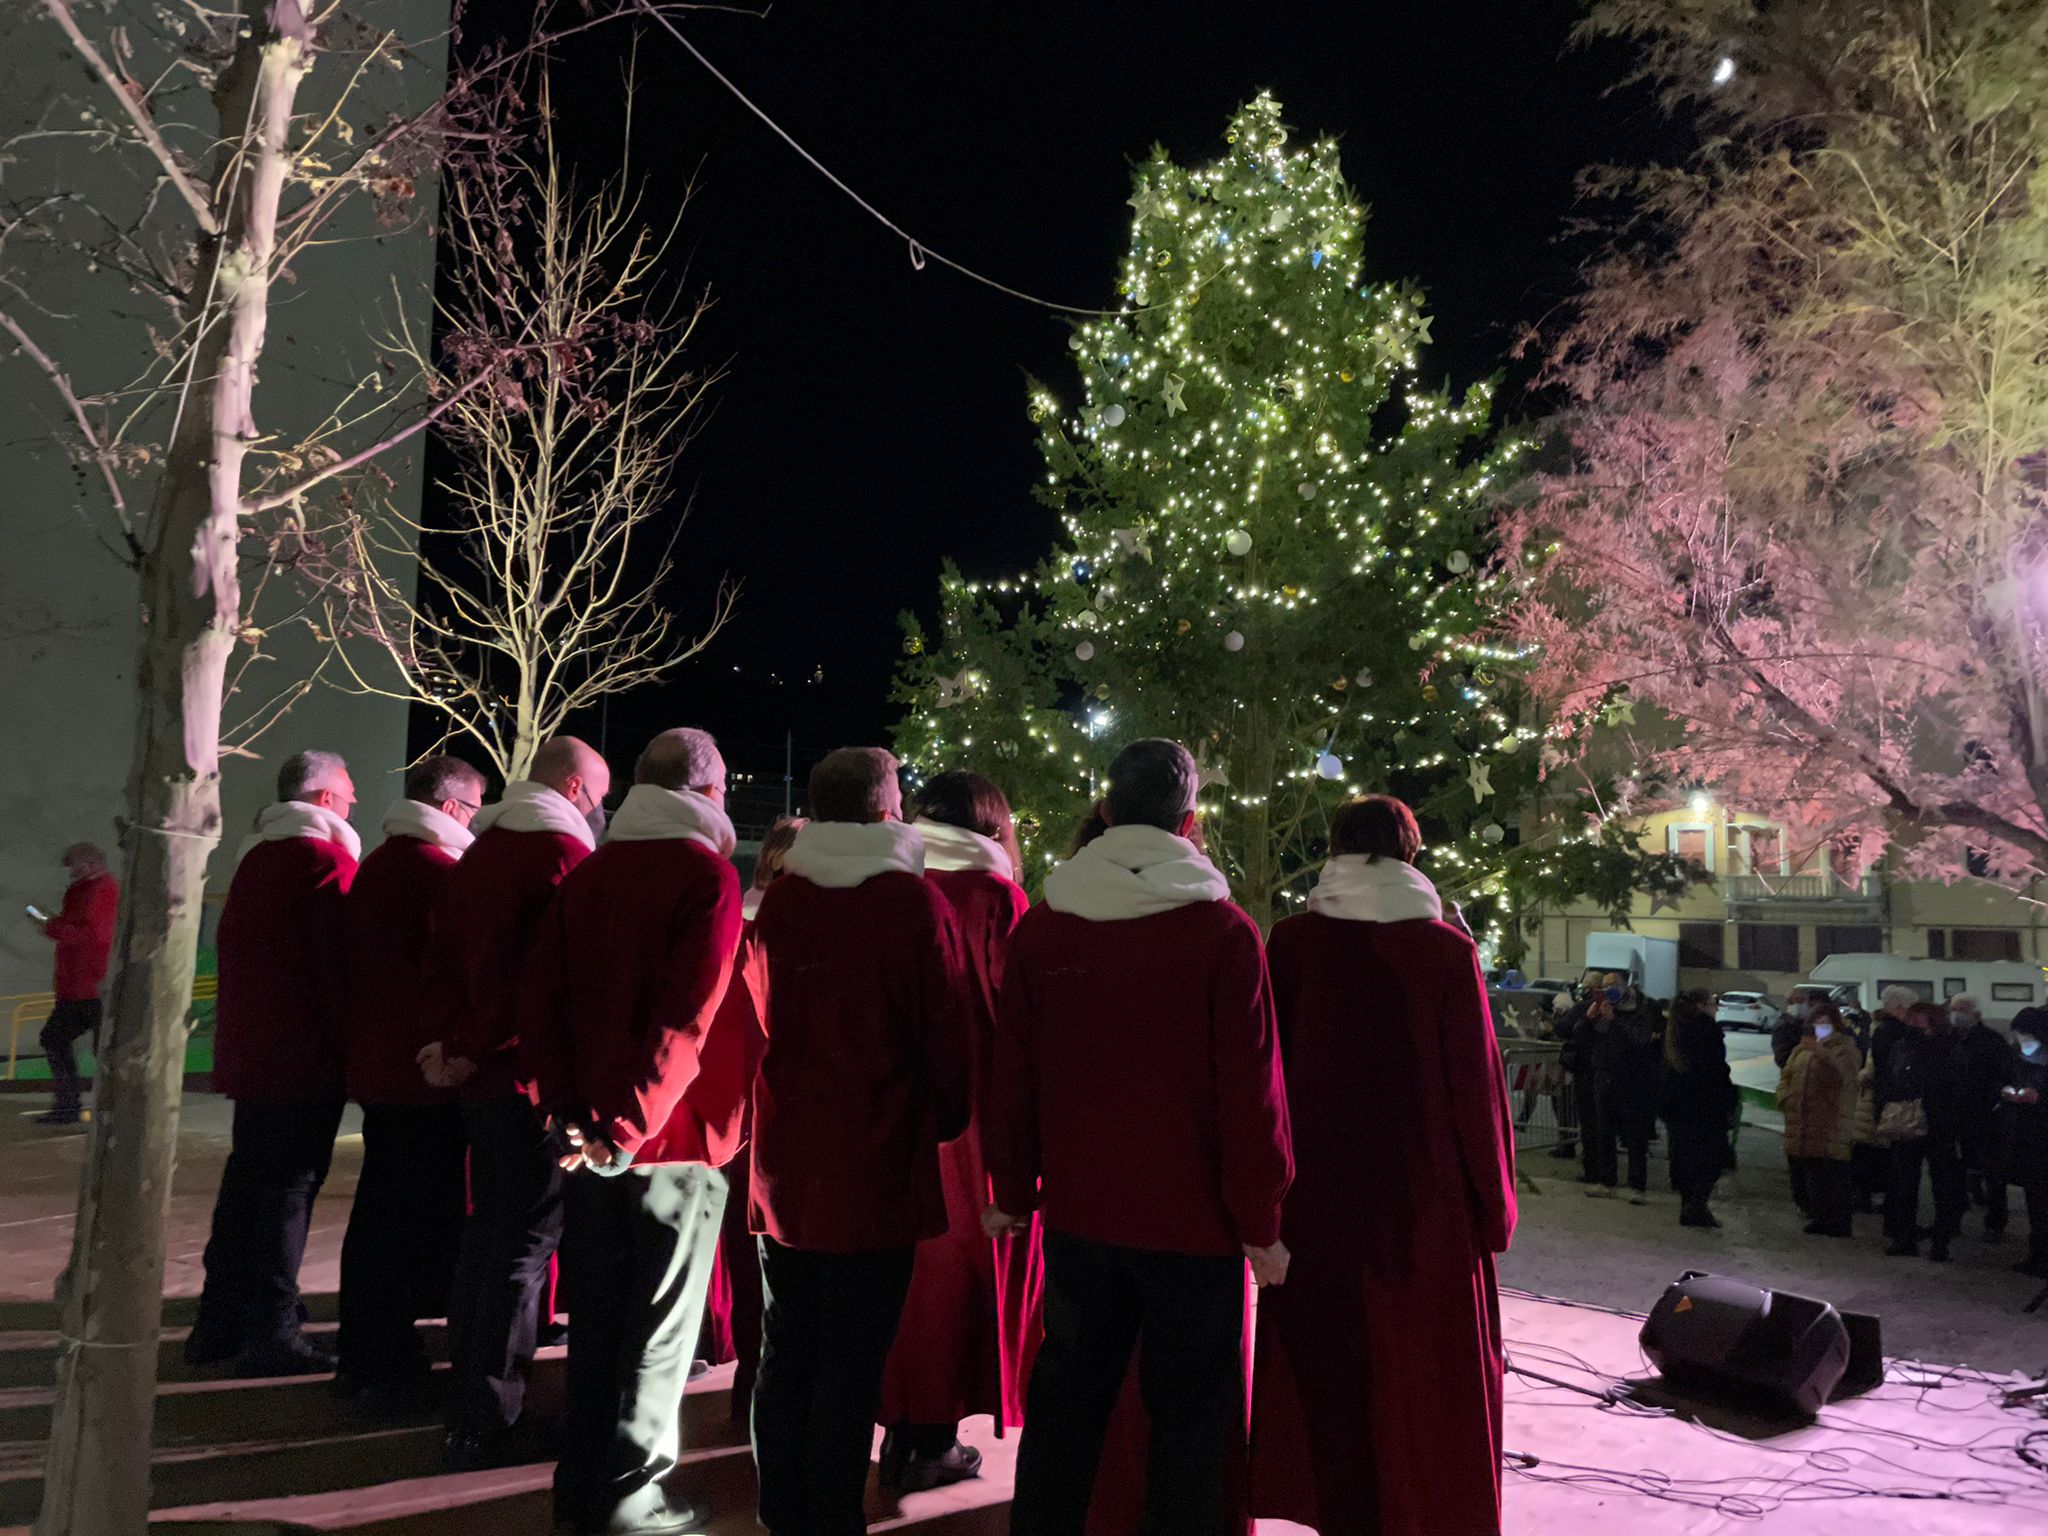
[[749, 747, 970, 1536], [423, 735, 607, 1468], [31, 842, 120, 1126], [190, 749, 361, 1375], [523, 727, 744, 1536], [334, 754, 486, 1399], [986, 737, 1294, 1536]]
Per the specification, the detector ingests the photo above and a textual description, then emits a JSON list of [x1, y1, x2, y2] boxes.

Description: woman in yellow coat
[[1778, 999, 1863, 1237]]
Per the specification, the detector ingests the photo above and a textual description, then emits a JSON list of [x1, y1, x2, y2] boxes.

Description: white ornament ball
[[1102, 403, 1127, 427], [1225, 528, 1254, 557], [1481, 822, 1505, 845], [1078, 609, 1099, 627], [1353, 669, 1374, 688], [1315, 752, 1343, 780], [1408, 633, 1428, 651], [1297, 480, 1317, 500], [1075, 641, 1095, 662], [1446, 549, 1472, 574], [1223, 630, 1246, 652], [1068, 333, 1085, 351]]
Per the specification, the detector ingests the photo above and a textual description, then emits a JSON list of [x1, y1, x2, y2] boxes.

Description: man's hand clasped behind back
[[415, 1041, 476, 1090]]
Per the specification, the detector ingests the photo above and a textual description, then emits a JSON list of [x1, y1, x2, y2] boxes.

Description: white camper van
[[1807, 953, 2047, 1022]]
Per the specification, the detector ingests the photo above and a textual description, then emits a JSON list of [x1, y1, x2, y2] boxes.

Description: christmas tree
[[896, 95, 1697, 944]]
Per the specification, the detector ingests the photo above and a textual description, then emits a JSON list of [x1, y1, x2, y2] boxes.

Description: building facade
[[1527, 803, 2048, 996]]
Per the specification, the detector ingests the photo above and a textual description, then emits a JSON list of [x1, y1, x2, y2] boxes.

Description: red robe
[[701, 920, 769, 1398], [519, 838, 745, 1163], [750, 871, 971, 1252], [431, 823, 587, 1101], [214, 836, 357, 1102], [1247, 912, 1517, 1536], [343, 834, 459, 1106], [878, 867, 1031, 1430]]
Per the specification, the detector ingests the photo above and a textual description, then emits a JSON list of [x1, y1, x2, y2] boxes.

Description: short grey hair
[[406, 754, 485, 807], [1880, 984, 1921, 1014], [1949, 993, 1981, 1018], [635, 728, 725, 792], [278, 749, 348, 803]]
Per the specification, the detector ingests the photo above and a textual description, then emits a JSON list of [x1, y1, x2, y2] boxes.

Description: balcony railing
[[1723, 873, 1882, 904]]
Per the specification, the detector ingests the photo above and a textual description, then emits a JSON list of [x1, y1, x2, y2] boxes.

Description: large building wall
[[0, 7, 451, 1003], [1527, 805, 2048, 996]]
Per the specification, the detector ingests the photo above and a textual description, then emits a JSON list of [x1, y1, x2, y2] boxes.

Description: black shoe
[[876, 1428, 907, 1492], [33, 1109, 83, 1126], [444, 1427, 520, 1472], [1884, 1241, 1918, 1258], [1680, 1204, 1721, 1229], [234, 1334, 337, 1377], [181, 1333, 238, 1370], [894, 1441, 983, 1494]]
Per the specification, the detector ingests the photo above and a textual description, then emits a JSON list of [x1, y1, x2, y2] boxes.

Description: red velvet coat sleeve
[[924, 898, 974, 1144], [1209, 914, 1294, 1250], [1440, 942, 1518, 1254], [593, 859, 743, 1158], [987, 912, 1045, 1220], [686, 921, 769, 1166]]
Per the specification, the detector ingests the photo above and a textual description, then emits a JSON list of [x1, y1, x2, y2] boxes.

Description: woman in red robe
[[876, 772, 1032, 1491], [1249, 794, 1516, 1536]]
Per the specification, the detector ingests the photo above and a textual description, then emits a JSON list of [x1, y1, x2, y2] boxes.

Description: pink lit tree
[[1502, 0, 2048, 883]]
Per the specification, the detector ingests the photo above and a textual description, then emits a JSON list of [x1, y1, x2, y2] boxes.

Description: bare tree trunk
[[36, 8, 314, 1533]]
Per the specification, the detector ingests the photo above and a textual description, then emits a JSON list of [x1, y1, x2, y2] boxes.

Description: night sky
[[450, 1, 1675, 823]]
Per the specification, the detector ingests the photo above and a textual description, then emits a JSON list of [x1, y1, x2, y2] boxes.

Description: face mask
[[584, 803, 608, 842], [1814, 1022, 1834, 1041], [1950, 1012, 1972, 1029], [1787, 1003, 1809, 1021], [2022, 1038, 2043, 1058]]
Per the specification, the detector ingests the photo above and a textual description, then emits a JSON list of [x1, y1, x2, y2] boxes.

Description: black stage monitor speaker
[[1639, 1271, 1880, 1417]]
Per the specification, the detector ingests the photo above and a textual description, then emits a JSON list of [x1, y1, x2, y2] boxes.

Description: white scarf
[[1041, 823, 1231, 921], [470, 779, 596, 852], [605, 782, 738, 858], [914, 817, 1014, 878], [380, 797, 476, 855], [782, 819, 925, 888], [254, 799, 363, 863], [1307, 854, 1443, 923], [741, 887, 765, 921]]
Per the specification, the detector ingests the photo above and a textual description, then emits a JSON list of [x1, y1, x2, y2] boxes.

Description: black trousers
[[1580, 1077, 1648, 1190], [40, 998, 101, 1115], [556, 1164, 727, 1533], [448, 1095, 564, 1436], [1886, 1135, 1966, 1245], [1010, 1230, 1246, 1536], [2026, 1183, 2048, 1263], [752, 1237, 916, 1536], [192, 1098, 346, 1358], [1794, 1156, 1854, 1235], [337, 1102, 469, 1383]]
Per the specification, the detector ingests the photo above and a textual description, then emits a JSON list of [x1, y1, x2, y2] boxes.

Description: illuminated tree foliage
[[896, 95, 1698, 941], [1504, 0, 2048, 884]]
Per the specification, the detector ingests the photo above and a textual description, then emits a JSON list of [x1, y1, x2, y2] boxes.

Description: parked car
[[1716, 991, 1781, 1032]]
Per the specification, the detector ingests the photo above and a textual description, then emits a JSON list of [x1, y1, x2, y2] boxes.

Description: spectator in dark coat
[[1994, 1009, 2048, 1279], [1562, 973, 1665, 1196], [1877, 1000, 1968, 1261], [1950, 995, 2013, 1238], [1661, 991, 1735, 1228], [30, 842, 120, 1125]]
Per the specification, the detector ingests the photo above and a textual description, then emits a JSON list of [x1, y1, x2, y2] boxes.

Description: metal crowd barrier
[[4, 974, 216, 1080], [1500, 1038, 1574, 1161]]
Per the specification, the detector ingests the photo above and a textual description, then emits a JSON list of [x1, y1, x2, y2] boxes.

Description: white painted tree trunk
[[35, 7, 314, 1533]]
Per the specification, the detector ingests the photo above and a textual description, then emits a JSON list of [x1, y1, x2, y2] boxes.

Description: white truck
[[1584, 931, 1680, 1001], [1807, 953, 2047, 1023]]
